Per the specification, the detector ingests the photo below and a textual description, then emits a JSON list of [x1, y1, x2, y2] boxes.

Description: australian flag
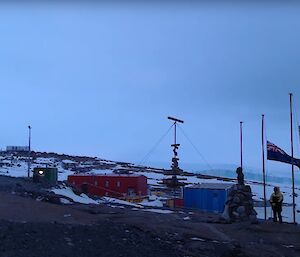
[[267, 141, 300, 169]]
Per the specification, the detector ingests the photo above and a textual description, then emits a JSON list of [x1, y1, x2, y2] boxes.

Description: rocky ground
[[0, 176, 299, 257]]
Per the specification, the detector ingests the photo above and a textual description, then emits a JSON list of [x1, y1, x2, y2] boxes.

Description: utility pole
[[27, 125, 31, 178]]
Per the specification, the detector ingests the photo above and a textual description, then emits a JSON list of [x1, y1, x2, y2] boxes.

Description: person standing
[[270, 187, 283, 223]]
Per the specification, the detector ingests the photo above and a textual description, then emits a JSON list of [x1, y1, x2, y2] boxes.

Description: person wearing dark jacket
[[270, 187, 283, 223]]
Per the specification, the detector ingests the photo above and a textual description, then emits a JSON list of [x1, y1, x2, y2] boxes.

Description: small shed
[[184, 183, 232, 213], [33, 167, 58, 186]]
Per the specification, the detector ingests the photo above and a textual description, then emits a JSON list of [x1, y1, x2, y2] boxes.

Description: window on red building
[[105, 181, 109, 187], [117, 181, 121, 187]]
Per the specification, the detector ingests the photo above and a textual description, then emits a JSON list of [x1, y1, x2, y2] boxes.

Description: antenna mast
[[163, 116, 185, 188]]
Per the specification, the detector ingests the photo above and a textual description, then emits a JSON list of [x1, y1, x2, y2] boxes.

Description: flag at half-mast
[[267, 141, 300, 169]]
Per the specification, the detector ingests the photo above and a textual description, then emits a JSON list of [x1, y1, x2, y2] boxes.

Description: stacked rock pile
[[222, 184, 257, 223]]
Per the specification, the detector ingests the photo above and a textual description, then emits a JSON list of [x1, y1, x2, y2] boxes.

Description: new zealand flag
[[267, 141, 300, 169]]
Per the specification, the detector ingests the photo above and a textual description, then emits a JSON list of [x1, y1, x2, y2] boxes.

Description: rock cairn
[[222, 184, 257, 223]]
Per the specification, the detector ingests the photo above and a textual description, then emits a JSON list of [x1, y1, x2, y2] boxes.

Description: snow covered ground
[[89, 169, 114, 175], [1, 155, 300, 222], [255, 206, 300, 223]]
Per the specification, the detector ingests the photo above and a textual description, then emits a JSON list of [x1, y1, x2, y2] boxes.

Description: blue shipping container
[[184, 183, 233, 213]]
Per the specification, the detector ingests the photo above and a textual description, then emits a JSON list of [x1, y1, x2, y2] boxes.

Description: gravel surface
[[0, 176, 299, 257]]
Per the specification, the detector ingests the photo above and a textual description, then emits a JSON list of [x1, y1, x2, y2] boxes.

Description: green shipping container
[[33, 167, 58, 186]]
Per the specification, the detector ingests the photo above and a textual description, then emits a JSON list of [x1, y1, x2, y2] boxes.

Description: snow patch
[[100, 197, 143, 208], [52, 187, 98, 205], [140, 199, 163, 207], [89, 169, 114, 175], [60, 198, 73, 205], [191, 237, 206, 242], [142, 209, 173, 214], [62, 159, 77, 164]]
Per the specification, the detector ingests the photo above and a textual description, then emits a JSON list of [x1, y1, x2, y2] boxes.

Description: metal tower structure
[[163, 116, 186, 188]]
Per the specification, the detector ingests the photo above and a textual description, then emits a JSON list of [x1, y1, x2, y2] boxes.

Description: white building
[[6, 146, 30, 152]]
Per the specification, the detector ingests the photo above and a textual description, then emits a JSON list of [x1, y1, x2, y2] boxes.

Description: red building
[[67, 174, 148, 199]]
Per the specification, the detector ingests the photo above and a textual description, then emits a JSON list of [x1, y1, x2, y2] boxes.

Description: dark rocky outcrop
[[222, 184, 257, 223]]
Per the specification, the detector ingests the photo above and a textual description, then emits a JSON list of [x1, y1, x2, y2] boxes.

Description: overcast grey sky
[[0, 1, 300, 174]]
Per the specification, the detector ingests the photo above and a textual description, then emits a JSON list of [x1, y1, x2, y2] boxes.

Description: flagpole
[[240, 121, 243, 169], [289, 93, 296, 224], [262, 114, 267, 220], [27, 125, 31, 178]]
